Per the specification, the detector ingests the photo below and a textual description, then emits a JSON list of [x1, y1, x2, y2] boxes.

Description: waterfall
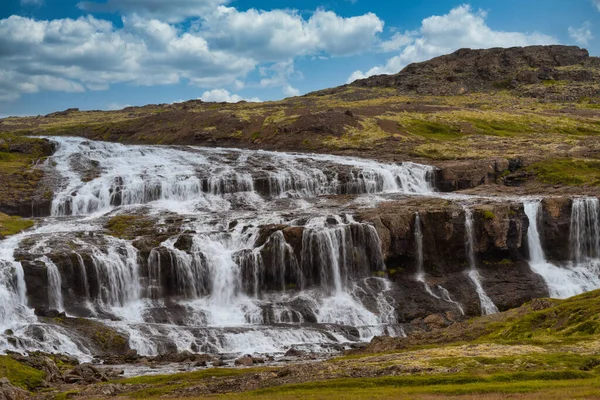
[[525, 201, 600, 299], [0, 137, 438, 358], [47, 137, 434, 216], [39, 256, 64, 312], [570, 198, 600, 263], [464, 207, 499, 315]]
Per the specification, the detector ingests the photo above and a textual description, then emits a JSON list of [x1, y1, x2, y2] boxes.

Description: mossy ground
[[0, 212, 33, 236], [105, 214, 154, 239], [41, 290, 600, 399], [0, 133, 54, 214], [528, 158, 600, 186], [0, 355, 45, 391]]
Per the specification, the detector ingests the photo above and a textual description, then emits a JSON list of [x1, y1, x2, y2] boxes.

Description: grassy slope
[[44, 290, 600, 399], [1, 89, 599, 189], [0, 133, 54, 215]]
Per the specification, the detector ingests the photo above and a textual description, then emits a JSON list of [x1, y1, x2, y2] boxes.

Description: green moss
[[528, 159, 600, 186], [0, 356, 45, 391], [0, 213, 34, 236], [483, 290, 600, 342], [482, 210, 496, 220], [465, 118, 533, 137], [401, 120, 464, 141], [53, 390, 79, 400], [251, 131, 261, 140], [105, 215, 153, 239]]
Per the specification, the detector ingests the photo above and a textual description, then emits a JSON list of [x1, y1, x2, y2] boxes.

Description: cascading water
[[413, 213, 464, 314], [0, 136, 436, 359], [570, 198, 600, 263], [525, 200, 600, 299], [463, 207, 499, 315]]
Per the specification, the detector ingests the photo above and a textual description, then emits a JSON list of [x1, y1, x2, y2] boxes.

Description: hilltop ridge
[[340, 45, 600, 101]]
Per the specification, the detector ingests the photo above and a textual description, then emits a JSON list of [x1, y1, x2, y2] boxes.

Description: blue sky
[[1, 0, 599, 117]]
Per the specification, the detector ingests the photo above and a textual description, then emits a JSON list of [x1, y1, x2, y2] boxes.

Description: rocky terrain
[[0, 45, 598, 399]]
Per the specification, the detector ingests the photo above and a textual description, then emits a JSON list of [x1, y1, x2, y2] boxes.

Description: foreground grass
[[0, 355, 45, 391], [238, 375, 600, 399]]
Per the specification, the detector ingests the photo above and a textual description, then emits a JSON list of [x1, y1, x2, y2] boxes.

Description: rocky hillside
[[1, 46, 599, 209], [346, 45, 600, 100]]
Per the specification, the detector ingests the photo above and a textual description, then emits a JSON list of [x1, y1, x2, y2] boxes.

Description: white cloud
[[348, 5, 557, 82], [569, 22, 593, 45], [380, 31, 414, 52], [283, 85, 300, 97], [77, 0, 229, 23], [0, 5, 384, 102], [202, 7, 383, 59], [107, 102, 132, 110], [21, 0, 44, 5], [199, 89, 260, 103], [593, 0, 600, 11]]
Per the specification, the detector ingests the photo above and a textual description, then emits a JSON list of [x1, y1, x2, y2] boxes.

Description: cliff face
[[349, 45, 600, 100], [16, 196, 578, 329]]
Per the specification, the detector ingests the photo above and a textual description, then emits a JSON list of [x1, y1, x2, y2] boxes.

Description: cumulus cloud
[[0, 5, 384, 102], [569, 22, 593, 45], [348, 5, 557, 82], [380, 31, 414, 52], [0, 14, 256, 101], [283, 85, 300, 97], [594, 0, 600, 11], [199, 89, 260, 103], [201, 7, 383, 59], [77, 0, 229, 23]]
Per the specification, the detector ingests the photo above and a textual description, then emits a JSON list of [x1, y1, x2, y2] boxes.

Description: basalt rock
[[540, 197, 573, 263], [348, 45, 597, 100]]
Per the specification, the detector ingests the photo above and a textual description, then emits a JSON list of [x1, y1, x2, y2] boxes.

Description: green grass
[[528, 158, 600, 186], [465, 118, 533, 137], [0, 213, 34, 236], [484, 290, 600, 341], [243, 371, 594, 398], [401, 120, 464, 140], [0, 356, 45, 391]]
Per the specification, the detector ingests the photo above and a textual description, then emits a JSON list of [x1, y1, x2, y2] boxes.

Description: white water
[[464, 207, 499, 315], [570, 198, 600, 263], [0, 137, 436, 358], [525, 200, 600, 299]]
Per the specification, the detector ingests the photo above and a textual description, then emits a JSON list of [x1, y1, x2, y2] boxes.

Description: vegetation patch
[[528, 158, 600, 186], [0, 213, 34, 236], [105, 215, 154, 239], [400, 119, 464, 140], [0, 355, 45, 391]]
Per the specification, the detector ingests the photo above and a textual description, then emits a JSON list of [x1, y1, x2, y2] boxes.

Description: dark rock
[[284, 348, 307, 357], [234, 356, 254, 366]]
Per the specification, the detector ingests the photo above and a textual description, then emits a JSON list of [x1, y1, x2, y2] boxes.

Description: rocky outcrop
[[358, 198, 548, 317], [434, 159, 509, 191], [540, 197, 573, 262], [348, 45, 599, 100]]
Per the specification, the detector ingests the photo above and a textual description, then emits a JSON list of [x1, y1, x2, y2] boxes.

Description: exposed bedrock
[[358, 198, 548, 317], [16, 197, 584, 332], [433, 159, 510, 192]]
